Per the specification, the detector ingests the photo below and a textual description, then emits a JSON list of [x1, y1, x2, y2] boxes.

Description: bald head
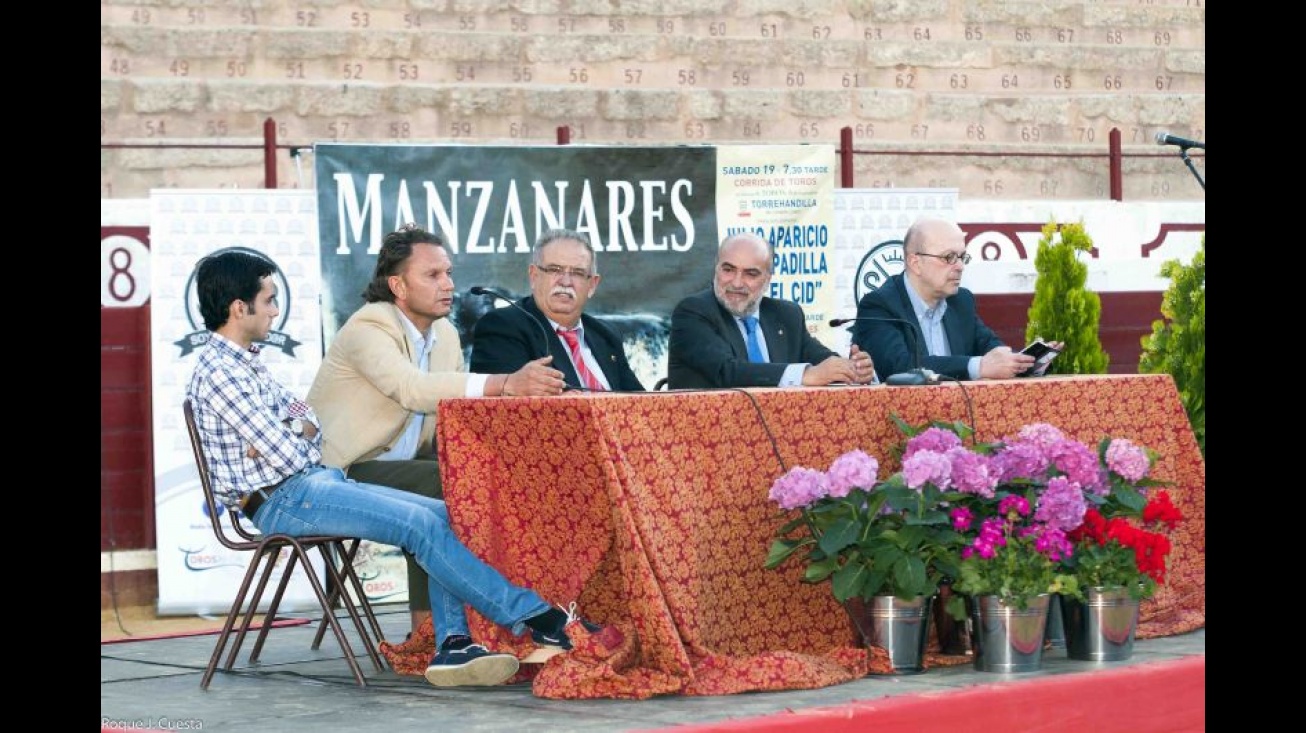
[[718, 233, 772, 268], [903, 218, 969, 306], [904, 218, 966, 256]]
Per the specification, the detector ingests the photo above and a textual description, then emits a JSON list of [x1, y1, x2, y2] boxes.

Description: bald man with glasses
[[851, 218, 1059, 381]]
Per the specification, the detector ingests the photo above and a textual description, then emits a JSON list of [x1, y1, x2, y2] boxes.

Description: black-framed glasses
[[536, 264, 593, 280], [916, 251, 972, 266]]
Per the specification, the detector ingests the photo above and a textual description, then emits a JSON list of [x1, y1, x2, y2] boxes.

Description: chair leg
[[290, 543, 369, 687], [226, 548, 286, 670], [202, 550, 268, 690], [245, 548, 299, 665], [314, 540, 386, 658], [334, 540, 388, 655], [312, 542, 345, 651], [316, 543, 385, 672]]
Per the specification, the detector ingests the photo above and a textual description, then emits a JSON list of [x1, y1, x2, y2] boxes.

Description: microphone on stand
[[1154, 131, 1205, 151], [829, 316, 940, 385], [469, 286, 555, 365]]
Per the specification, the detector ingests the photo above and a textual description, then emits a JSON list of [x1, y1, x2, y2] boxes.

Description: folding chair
[[182, 399, 387, 688]]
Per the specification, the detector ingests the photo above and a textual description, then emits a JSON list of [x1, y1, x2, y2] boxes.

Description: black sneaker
[[423, 637, 520, 687], [522, 603, 604, 663]]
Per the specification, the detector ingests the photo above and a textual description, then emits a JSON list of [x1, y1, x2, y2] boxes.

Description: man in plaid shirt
[[185, 250, 598, 688]]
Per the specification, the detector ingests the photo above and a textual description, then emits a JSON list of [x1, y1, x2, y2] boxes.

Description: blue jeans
[[253, 465, 551, 647]]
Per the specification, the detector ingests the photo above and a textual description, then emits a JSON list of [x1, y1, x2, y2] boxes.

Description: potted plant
[[1058, 437, 1184, 660], [888, 419, 1101, 672], [763, 448, 963, 673]]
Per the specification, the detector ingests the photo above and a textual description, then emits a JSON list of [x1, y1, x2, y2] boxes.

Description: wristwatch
[[289, 418, 305, 437]]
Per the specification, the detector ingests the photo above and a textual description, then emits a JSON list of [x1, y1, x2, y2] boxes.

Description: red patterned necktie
[[555, 327, 605, 391]]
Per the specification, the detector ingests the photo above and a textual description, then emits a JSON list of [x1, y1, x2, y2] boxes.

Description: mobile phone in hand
[[1018, 340, 1061, 377]]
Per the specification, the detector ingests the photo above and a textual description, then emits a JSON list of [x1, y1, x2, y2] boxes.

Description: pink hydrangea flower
[[904, 427, 963, 459], [990, 442, 1049, 483], [1034, 475, 1087, 531], [826, 449, 879, 498], [1047, 439, 1106, 495], [768, 467, 829, 510], [1010, 422, 1066, 451], [946, 446, 998, 497], [902, 450, 953, 491], [1105, 438, 1151, 483]]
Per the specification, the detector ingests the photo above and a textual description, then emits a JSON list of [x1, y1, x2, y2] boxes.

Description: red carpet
[[657, 655, 1205, 733], [100, 616, 310, 645]]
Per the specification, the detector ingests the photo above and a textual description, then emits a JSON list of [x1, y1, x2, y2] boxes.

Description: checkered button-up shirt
[[185, 332, 323, 509]]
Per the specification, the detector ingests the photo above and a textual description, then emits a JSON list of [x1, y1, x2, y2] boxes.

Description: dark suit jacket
[[469, 295, 646, 392], [667, 289, 836, 389], [850, 273, 1003, 381]]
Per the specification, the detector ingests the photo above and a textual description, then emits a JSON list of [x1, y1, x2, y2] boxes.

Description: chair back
[[183, 399, 260, 551]]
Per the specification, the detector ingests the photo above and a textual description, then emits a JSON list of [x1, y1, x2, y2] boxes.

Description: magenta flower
[[970, 517, 1007, 559], [1034, 476, 1087, 531], [950, 507, 974, 531], [768, 467, 829, 510], [902, 450, 953, 491], [1023, 525, 1075, 562], [904, 427, 963, 459], [1105, 438, 1151, 483], [998, 494, 1030, 518], [826, 449, 878, 498], [946, 447, 998, 497]]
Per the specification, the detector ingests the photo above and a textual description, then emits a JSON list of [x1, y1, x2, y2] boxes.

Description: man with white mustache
[[667, 232, 876, 389], [470, 228, 646, 392]]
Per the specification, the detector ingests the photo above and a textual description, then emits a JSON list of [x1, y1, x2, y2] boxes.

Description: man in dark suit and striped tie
[[470, 228, 646, 392], [667, 232, 876, 389]]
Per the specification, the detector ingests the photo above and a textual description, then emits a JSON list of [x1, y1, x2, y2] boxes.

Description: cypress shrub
[[1025, 221, 1110, 375], [1139, 235, 1205, 455]]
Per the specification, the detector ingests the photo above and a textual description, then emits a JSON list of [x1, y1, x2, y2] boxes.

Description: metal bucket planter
[[844, 594, 933, 674], [970, 593, 1051, 673], [1060, 586, 1141, 662]]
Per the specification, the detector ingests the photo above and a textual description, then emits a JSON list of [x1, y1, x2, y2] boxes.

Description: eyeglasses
[[915, 251, 972, 266], [536, 264, 593, 280]]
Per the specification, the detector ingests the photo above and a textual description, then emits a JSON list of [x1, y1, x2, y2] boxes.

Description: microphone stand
[[469, 286, 562, 381], [831, 317, 936, 385], [1173, 147, 1205, 191]]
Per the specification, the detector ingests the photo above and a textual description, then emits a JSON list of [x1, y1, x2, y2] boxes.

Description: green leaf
[[775, 515, 806, 535], [764, 537, 809, 569], [892, 555, 928, 597], [818, 517, 860, 555], [1111, 484, 1146, 513], [804, 555, 839, 582], [904, 509, 950, 526], [863, 563, 889, 599], [832, 561, 870, 601]]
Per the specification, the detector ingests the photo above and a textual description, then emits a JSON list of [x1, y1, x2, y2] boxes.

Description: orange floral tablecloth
[[434, 374, 1205, 699]]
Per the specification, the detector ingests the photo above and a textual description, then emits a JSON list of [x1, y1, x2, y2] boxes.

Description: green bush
[[1139, 236, 1205, 455], [1025, 221, 1110, 375]]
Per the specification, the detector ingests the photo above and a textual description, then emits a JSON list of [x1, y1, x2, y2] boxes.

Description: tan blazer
[[307, 302, 469, 468]]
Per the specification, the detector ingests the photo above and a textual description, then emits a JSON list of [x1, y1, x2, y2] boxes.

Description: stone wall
[[101, 0, 1205, 200]]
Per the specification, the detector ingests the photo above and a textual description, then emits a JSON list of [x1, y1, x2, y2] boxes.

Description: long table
[[437, 374, 1205, 699]]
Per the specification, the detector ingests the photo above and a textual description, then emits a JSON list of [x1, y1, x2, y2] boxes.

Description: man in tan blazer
[[307, 224, 566, 641]]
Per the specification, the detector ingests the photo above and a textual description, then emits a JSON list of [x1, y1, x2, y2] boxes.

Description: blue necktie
[[742, 316, 766, 363]]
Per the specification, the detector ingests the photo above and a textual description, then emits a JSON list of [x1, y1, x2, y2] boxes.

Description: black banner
[[315, 144, 721, 384]]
